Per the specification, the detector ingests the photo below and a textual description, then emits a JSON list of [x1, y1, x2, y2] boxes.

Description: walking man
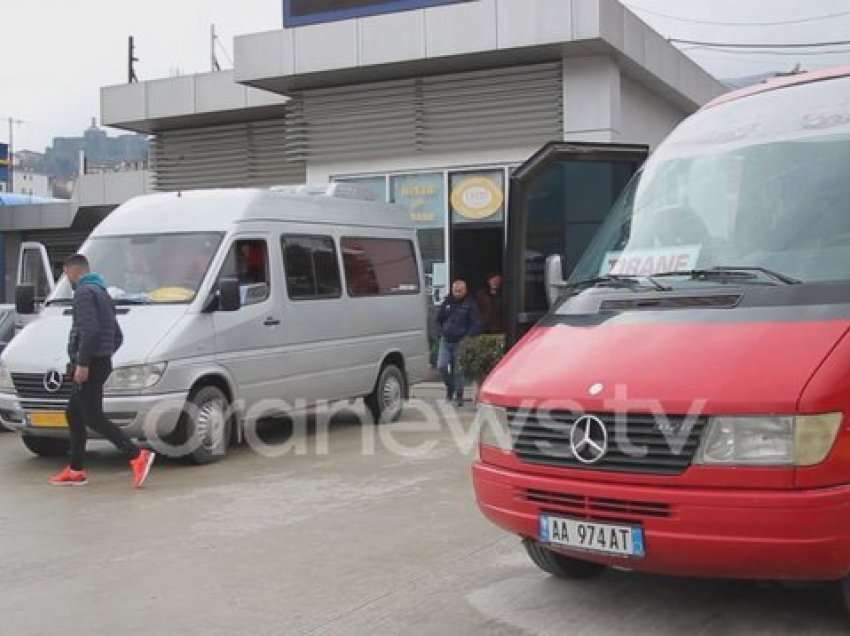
[[437, 279, 481, 406], [49, 254, 155, 487]]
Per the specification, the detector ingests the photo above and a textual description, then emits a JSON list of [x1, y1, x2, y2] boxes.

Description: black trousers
[[66, 357, 140, 471]]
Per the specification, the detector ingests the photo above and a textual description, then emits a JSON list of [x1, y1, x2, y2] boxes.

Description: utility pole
[[128, 36, 139, 83], [6, 117, 24, 193], [211, 25, 221, 72]]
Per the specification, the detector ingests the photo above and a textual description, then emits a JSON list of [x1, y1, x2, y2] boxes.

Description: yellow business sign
[[451, 176, 504, 220]]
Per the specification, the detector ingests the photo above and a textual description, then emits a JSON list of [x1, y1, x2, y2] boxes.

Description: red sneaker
[[130, 449, 155, 488], [49, 466, 88, 487]]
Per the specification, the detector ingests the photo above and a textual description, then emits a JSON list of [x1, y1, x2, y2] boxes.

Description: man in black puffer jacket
[[436, 279, 482, 406], [49, 254, 155, 488]]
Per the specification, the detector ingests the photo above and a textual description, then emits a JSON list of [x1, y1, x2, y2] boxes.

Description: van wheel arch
[[376, 352, 408, 398], [161, 375, 239, 464], [365, 353, 408, 424], [188, 375, 240, 444]]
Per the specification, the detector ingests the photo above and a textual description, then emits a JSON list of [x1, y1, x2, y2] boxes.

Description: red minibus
[[474, 67, 850, 611]]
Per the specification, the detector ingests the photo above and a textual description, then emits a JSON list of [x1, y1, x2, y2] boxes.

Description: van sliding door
[[505, 142, 648, 347]]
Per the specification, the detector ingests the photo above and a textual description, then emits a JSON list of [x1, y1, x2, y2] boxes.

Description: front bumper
[[0, 390, 188, 440], [473, 457, 850, 581]]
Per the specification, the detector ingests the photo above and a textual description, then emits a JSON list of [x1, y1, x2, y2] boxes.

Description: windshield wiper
[[113, 298, 151, 305], [45, 298, 73, 306], [651, 266, 800, 286], [565, 275, 671, 292], [710, 266, 800, 285]]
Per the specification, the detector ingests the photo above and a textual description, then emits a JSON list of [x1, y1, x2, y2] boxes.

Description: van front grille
[[521, 488, 672, 520], [19, 398, 70, 412], [12, 373, 73, 402], [508, 409, 706, 475]]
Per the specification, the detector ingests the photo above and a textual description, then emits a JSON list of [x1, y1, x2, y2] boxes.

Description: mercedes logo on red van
[[569, 415, 608, 464]]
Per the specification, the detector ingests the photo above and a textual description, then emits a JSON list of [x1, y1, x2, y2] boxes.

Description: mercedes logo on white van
[[569, 415, 608, 464], [43, 370, 64, 394]]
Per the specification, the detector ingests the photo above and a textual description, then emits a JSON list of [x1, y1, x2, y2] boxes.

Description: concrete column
[[562, 55, 622, 143]]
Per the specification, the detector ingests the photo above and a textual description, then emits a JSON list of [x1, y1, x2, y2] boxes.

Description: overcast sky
[[3, 0, 850, 152]]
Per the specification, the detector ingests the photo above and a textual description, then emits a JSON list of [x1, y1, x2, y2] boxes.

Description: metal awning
[[0, 202, 116, 232]]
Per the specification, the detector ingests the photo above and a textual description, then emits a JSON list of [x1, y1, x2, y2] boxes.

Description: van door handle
[[263, 317, 281, 326]]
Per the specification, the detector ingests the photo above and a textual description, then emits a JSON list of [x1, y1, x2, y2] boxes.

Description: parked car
[[473, 66, 850, 612], [0, 184, 429, 463]]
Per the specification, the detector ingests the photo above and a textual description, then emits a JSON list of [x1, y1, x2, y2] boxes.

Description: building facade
[[12, 169, 51, 198], [101, 0, 724, 303]]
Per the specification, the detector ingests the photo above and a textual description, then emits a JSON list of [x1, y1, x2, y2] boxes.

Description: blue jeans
[[437, 338, 465, 398]]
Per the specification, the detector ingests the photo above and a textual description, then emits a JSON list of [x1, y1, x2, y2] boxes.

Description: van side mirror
[[218, 278, 241, 312], [15, 284, 36, 315], [544, 254, 568, 308]]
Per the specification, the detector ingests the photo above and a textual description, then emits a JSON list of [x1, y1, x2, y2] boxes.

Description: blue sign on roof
[[283, 0, 473, 27]]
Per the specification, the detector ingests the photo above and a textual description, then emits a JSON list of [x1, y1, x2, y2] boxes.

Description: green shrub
[[459, 334, 506, 384]]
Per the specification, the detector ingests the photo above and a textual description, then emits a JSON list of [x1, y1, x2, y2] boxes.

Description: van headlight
[[476, 404, 513, 452], [104, 363, 167, 392], [695, 413, 842, 467], [0, 364, 13, 392]]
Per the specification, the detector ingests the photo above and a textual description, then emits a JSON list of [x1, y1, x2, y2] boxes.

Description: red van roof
[[704, 65, 850, 110]]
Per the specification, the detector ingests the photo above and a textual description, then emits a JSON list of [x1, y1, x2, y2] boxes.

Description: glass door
[[505, 142, 649, 347]]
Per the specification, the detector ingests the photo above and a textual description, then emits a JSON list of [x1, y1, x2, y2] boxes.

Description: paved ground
[[0, 392, 849, 635]]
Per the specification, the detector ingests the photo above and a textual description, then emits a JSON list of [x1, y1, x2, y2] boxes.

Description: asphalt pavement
[[0, 393, 847, 635]]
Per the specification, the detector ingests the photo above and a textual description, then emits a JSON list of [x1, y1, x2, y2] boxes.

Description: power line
[[626, 4, 850, 27], [682, 45, 850, 57], [669, 37, 850, 49]]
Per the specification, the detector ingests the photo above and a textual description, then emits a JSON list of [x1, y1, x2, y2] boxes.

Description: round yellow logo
[[451, 177, 504, 220]]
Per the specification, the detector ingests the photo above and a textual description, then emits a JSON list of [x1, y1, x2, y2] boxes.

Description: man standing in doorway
[[437, 279, 481, 406], [48, 254, 155, 488], [476, 272, 504, 334]]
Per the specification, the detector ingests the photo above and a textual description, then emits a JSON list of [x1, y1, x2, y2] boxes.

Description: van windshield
[[570, 75, 850, 287], [48, 233, 223, 305]]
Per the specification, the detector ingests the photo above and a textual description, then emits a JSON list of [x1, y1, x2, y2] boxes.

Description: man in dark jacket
[[437, 279, 481, 406], [49, 254, 156, 488]]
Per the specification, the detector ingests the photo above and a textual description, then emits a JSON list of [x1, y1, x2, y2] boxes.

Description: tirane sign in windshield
[[284, 0, 474, 26]]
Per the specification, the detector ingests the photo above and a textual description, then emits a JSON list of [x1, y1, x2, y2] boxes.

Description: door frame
[[505, 142, 649, 347], [17, 241, 56, 299]]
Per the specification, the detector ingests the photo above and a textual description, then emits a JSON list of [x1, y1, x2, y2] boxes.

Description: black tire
[[366, 364, 406, 424], [168, 385, 232, 465], [523, 539, 607, 579], [22, 435, 70, 458]]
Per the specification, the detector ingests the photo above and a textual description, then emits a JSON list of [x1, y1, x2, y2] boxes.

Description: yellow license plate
[[30, 412, 68, 428]]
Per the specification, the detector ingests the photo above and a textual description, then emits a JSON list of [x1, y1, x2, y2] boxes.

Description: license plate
[[540, 515, 645, 558], [29, 411, 68, 428]]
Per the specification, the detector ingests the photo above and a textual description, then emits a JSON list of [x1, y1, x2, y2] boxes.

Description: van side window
[[341, 237, 420, 297], [219, 239, 270, 306], [281, 235, 342, 300]]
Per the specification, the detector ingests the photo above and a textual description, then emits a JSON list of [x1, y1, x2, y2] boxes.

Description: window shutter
[[152, 118, 306, 191], [285, 62, 563, 163]]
